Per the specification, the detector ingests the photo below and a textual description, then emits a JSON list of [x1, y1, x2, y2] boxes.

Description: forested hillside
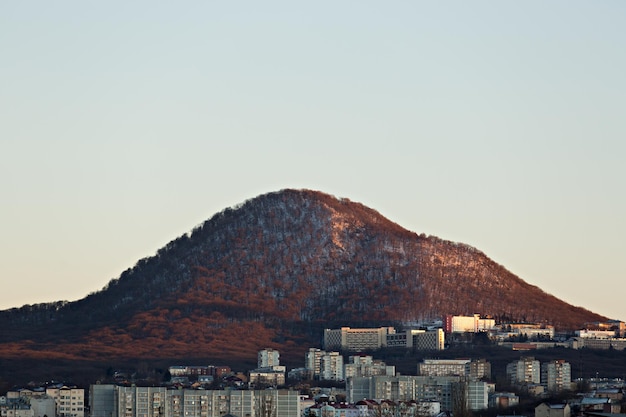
[[0, 189, 604, 365]]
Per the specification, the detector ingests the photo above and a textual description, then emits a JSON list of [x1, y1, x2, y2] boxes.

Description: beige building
[[46, 386, 85, 417], [324, 327, 395, 351], [444, 315, 495, 333], [535, 403, 570, 417]]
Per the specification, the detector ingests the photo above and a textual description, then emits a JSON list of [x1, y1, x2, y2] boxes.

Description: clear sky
[[1, 2, 625, 321]]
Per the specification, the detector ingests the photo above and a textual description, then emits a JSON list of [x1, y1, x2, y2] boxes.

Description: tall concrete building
[[506, 357, 541, 386], [324, 327, 395, 351], [305, 348, 324, 378], [90, 385, 116, 417], [418, 359, 471, 377], [386, 329, 445, 350], [541, 360, 572, 393], [344, 355, 395, 379], [320, 351, 344, 381], [90, 385, 300, 417], [45, 386, 85, 417], [444, 315, 495, 333], [257, 348, 280, 368], [347, 375, 489, 411]]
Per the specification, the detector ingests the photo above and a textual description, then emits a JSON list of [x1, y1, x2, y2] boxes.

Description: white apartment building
[[466, 381, 490, 411], [45, 387, 85, 417], [418, 359, 471, 377], [541, 360, 572, 393], [571, 338, 626, 350], [347, 375, 489, 411], [444, 315, 495, 333], [324, 327, 395, 351], [257, 348, 280, 368], [305, 348, 325, 378], [320, 351, 344, 381], [248, 370, 285, 388], [576, 330, 617, 339], [506, 357, 541, 386], [91, 385, 300, 417]]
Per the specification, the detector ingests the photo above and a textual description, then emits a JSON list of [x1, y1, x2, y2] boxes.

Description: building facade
[[444, 315, 495, 333], [344, 355, 395, 379], [257, 349, 280, 369], [418, 359, 471, 377], [323, 327, 395, 351], [541, 360, 571, 393], [346, 375, 487, 411], [320, 351, 344, 381], [506, 357, 541, 386], [90, 385, 300, 417]]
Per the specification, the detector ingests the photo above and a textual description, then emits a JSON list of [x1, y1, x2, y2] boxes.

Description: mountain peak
[[0, 189, 605, 364]]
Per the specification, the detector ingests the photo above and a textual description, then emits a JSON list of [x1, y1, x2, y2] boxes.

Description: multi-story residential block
[[571, 338, 626, 350], [346, 375, 490, 411], [386, 329, 445, 350], [90, 385, 116, 417], [541, 360, 571, 393], [29, 397, 56, 417], [506, 357, 541, 386], [469, 358, 492, 380], [258, 348, 280, 368], [324, 327, 395, 351], [167, 366, 231, 379], [248, 370, 285, 388], [305, 348, 344, 380], [0, 397, 34, 417], [305, 348, 325, 378], [90, 385, 300, 417], [418, 359, 471, 377], [418, 358, 490, 379], [320, 351, 344, 381], [444, 315, 495, 333], [465, 380, 490, 411], [494, 323, 555, 341], [3, 389, 56, 417], [583, 320, 626, 337], [44, 386, 85, 417], [576, 330, 617, 339], [343, 355, 395, 379]]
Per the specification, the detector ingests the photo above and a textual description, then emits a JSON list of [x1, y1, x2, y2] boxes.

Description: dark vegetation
[[0, 189, 607, 386]]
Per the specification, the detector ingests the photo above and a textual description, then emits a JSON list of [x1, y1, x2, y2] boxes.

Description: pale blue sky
[[1, 2, 625, 321]]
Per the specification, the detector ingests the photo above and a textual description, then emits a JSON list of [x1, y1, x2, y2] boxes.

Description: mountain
[[0, 189, 605, 367]]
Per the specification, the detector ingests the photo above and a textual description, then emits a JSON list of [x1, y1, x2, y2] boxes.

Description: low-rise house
[[489, 392, 519, 409], [535, 403, 571, 417]]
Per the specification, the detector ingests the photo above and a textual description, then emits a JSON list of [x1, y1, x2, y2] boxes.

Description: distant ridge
[[0, 189, 605, 365]]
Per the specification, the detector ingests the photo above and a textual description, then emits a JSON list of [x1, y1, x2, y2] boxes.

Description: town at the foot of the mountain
[[3, 315, 626, 417]]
